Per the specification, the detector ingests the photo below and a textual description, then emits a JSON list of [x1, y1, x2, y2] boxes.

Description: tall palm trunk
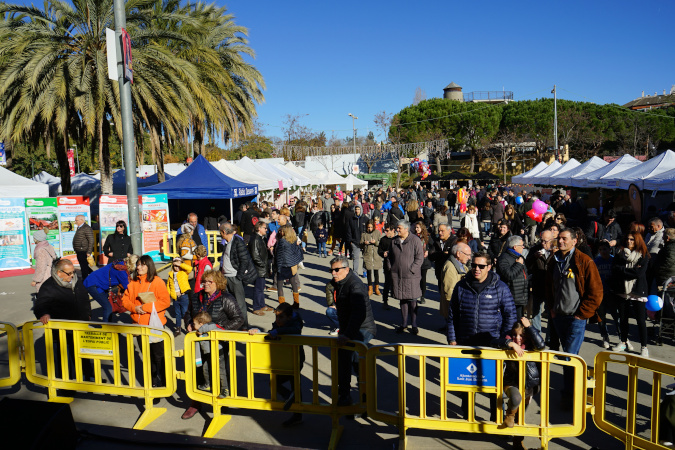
[[54, 130, 71, 195], [149, 120, 165, 182]]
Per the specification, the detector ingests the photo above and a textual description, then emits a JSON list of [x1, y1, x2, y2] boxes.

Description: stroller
[[655, 276, 675, 346]]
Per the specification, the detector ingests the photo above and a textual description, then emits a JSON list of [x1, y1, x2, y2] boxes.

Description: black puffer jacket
[[346, 214, 367, 246], [488, 231, 511, 261], [499, 326, 546, 391], [654, 240, 675, 286], [188, 290, 244, 330], [330, 270, 376, 339], [35, 272, 91, 321], [497, 249, 529, 306], [102, 233, 133, 260], [248, 233, 268, 278], [275, 238, 303, 270], [72, 223, 95, 253], [228, 235, 258, 284]]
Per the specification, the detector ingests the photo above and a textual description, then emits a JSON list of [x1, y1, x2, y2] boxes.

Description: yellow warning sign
[[78, 331, 114, 357]]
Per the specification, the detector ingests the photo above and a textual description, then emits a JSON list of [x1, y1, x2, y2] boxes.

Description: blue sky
[[223, 0, 674, 141]]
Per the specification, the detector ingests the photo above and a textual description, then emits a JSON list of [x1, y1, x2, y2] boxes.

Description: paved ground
[[1, 218, 673, 449]]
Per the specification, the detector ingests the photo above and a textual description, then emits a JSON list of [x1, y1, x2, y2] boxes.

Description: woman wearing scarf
[[610, 233, 650, 357], [460, 205, 483, 246], [31, 230, 56, 292]]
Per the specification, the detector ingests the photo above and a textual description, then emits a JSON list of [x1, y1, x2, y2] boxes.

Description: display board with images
[[57, 196, 91, 266], [0, 198, 31, 270], [25, 197, 61, 262], [98, 195, 141, 265], [140, 194, 170, 262]]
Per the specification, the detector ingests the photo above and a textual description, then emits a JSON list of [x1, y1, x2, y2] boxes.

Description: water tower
[[443, 82, 463, 101]]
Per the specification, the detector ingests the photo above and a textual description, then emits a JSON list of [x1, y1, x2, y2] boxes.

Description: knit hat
[[33, 230, 47, 242], [181, 223, 194, 234]]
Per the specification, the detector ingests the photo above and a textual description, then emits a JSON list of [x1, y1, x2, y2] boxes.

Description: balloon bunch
[[525, 199, 548, 222], [411, 158, 431, 180]]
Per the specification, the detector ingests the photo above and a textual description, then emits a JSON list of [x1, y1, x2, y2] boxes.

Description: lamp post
[[348, 113, 358, 155], [552, 85, 558, 162]]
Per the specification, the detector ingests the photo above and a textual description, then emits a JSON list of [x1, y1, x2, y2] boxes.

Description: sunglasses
[[330, 267, 346, 273], [471, 263, 489, 269]]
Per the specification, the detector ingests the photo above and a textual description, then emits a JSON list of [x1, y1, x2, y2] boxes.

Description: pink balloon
[[533, 200, 548, 215]]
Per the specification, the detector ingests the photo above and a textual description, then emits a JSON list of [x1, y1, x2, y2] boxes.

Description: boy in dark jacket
[[313, 222, 328, 258]]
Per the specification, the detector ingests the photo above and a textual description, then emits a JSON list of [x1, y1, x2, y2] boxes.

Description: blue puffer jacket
[[447, 271, 517, 346]]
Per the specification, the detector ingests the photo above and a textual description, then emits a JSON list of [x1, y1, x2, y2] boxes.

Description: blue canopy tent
[[112, 170, 174, 195], [138, 155, 258, 219]]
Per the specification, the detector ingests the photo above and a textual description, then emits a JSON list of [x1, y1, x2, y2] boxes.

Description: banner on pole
[[0, 198, 31, 270], [67, 149, 76, 176], [121, 28, 133, 84], [25, 198, 60, 262], [57, 196, 91, 266]]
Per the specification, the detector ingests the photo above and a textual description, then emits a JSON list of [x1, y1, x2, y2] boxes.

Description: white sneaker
[[626, 340, 634, 351], [329, 328, 339, 336], [641, 346, 649, 357], [602, 337, 611, 349], [613, 342, 627, 352], [298, 262, 305, 269]]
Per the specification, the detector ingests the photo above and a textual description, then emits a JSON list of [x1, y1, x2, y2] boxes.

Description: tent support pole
[[230, 198, 233, 223]]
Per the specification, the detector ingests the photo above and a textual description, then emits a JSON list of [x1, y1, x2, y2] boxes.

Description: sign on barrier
[[0, 321, 21, 388], [366, 344, 588, 450], [21, 320, 176, 430], [593, 352, 675, 449], [182, 331, 367, 449]]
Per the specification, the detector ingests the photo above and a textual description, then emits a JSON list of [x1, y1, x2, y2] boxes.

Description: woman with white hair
[[31, 230, 56, 292]]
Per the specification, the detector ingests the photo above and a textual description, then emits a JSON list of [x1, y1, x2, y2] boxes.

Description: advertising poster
[[99, 195, 138, 264], [0, 142, 5, 166], [0, 198, 31, 270], [141, 194, 169, 262], [67, 148, 76, 176], [57, 196, 91, 266], [25, 197, 61, 261]]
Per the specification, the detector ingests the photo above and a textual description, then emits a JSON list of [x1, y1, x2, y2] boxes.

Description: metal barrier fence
[[21, 320, 176, 430], [366, 344, 587, 449], [593, 351, 675, 449], [182, 331, 368, 449], [0, 321, 22, 388]]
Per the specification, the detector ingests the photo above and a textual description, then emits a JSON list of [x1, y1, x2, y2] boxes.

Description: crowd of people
[[27, 183, 675, 444]]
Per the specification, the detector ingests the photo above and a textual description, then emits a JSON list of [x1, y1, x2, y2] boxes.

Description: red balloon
[[526, 209, 543, 222]]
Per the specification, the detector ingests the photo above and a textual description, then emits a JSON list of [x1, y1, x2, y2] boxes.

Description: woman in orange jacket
[[121, 255, 171, 387]]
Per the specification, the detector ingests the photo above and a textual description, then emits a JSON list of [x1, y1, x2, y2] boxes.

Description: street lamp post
[[348, 113, 358, 155], [552, 85, 558, 162]]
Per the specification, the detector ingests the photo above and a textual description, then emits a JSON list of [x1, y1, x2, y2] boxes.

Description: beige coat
[[360, 230, 382, 270], [440, 256, 468, 319]]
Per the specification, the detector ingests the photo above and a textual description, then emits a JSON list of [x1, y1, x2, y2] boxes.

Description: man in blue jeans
[[546, 229, 603, 409], [328, 256, 377, 406]]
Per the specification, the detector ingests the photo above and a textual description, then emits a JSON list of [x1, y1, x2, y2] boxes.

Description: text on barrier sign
[[447, 357, 496, 387], [78, 331, 114, 358]]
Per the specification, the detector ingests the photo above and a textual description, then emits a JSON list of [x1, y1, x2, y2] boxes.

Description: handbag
[[108, 269, 127, 314], [148, 303, 164, 344]]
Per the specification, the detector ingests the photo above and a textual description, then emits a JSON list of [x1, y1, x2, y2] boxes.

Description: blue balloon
[[515, 196, 524, 205], [646, 294, 663, 312]]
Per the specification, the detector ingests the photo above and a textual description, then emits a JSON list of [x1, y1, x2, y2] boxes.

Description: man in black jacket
[[35, 259, 93, 381], [330, 255, 376, 406], [525, 230, 554, 333], [497, 235, 529, 318], [428, 223, 457, 282], [72, 215, 94, 280], [240, 202, 260, 245], [377, 224, 396, 309], [346, 205, 367, 275], [248, 222, 272, 315], [602, 209, 623, 255], [220, 223, 257, 328]]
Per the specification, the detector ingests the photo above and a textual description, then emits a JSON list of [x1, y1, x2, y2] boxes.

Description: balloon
[[515, 196, 523, 205], [646, 294, 664, 312], [533, 200, 548, 215], [526, 209, 543, 222], [547, 206, 554, 213]]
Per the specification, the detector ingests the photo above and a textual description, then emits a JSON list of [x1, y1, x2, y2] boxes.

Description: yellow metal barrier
[[366, 344, 588, 449], [593, 351, 675, 449], [22, 320, 177, 430], [0, 321, 22, 388], [182, 330, 368, 448], [162, 230, 222, 263]]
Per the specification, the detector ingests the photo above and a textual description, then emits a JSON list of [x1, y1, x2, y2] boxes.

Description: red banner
[[67, 149, 76, 176]]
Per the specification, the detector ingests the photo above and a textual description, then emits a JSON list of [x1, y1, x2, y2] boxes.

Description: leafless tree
[[413, 86, 427, 106], [373, 110, 393, 143]]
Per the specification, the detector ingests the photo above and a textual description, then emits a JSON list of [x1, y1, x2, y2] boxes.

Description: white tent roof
[[585, 155, 643, 188], [316, 171, 348, 187], [284, 163, 323, 185], [605, 150, 675, 190], [566, 157, 609, 188], [511, 161, 549, 184], [135, 163, 187, 177], [260, 161, 311, 187], [235, 157, 293, 188], [345, 174, 368, 190], [525, 161, 562, 184], [32, 171, 62, 196], [0, 166, 49, 197], [644, 150, 675, 191], [211, 159, 277, 191], [545, 159, 581, 186]]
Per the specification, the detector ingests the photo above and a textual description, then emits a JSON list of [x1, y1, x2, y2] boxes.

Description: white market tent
[[211, 159, 277, 191], [317, 171, 348, 188], [566, 157, 609, 187], [32, 171, 61, 196], [345, 174, 368, 190], [545, 159, 581, 186], [604, 149, 675, 190], [644, 151, 675, 191], [584, 155, 643, 188], [283, 163, 323, 185], [261, 161, 311, 187], [33, 172, 102, 204], [0, 166, 49, 197], [511, 161, 549, 185], [235, 157, 294, 188], [136, 163, 187, 177], [524, 161, 562, 185]]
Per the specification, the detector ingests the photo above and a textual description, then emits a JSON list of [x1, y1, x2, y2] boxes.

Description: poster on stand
[[140, 194, 169, 262], [99, 195, 139, 265], [25, 198, 61, 261], [57, 196, 91, 266], [0, 198, 31, 270]]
